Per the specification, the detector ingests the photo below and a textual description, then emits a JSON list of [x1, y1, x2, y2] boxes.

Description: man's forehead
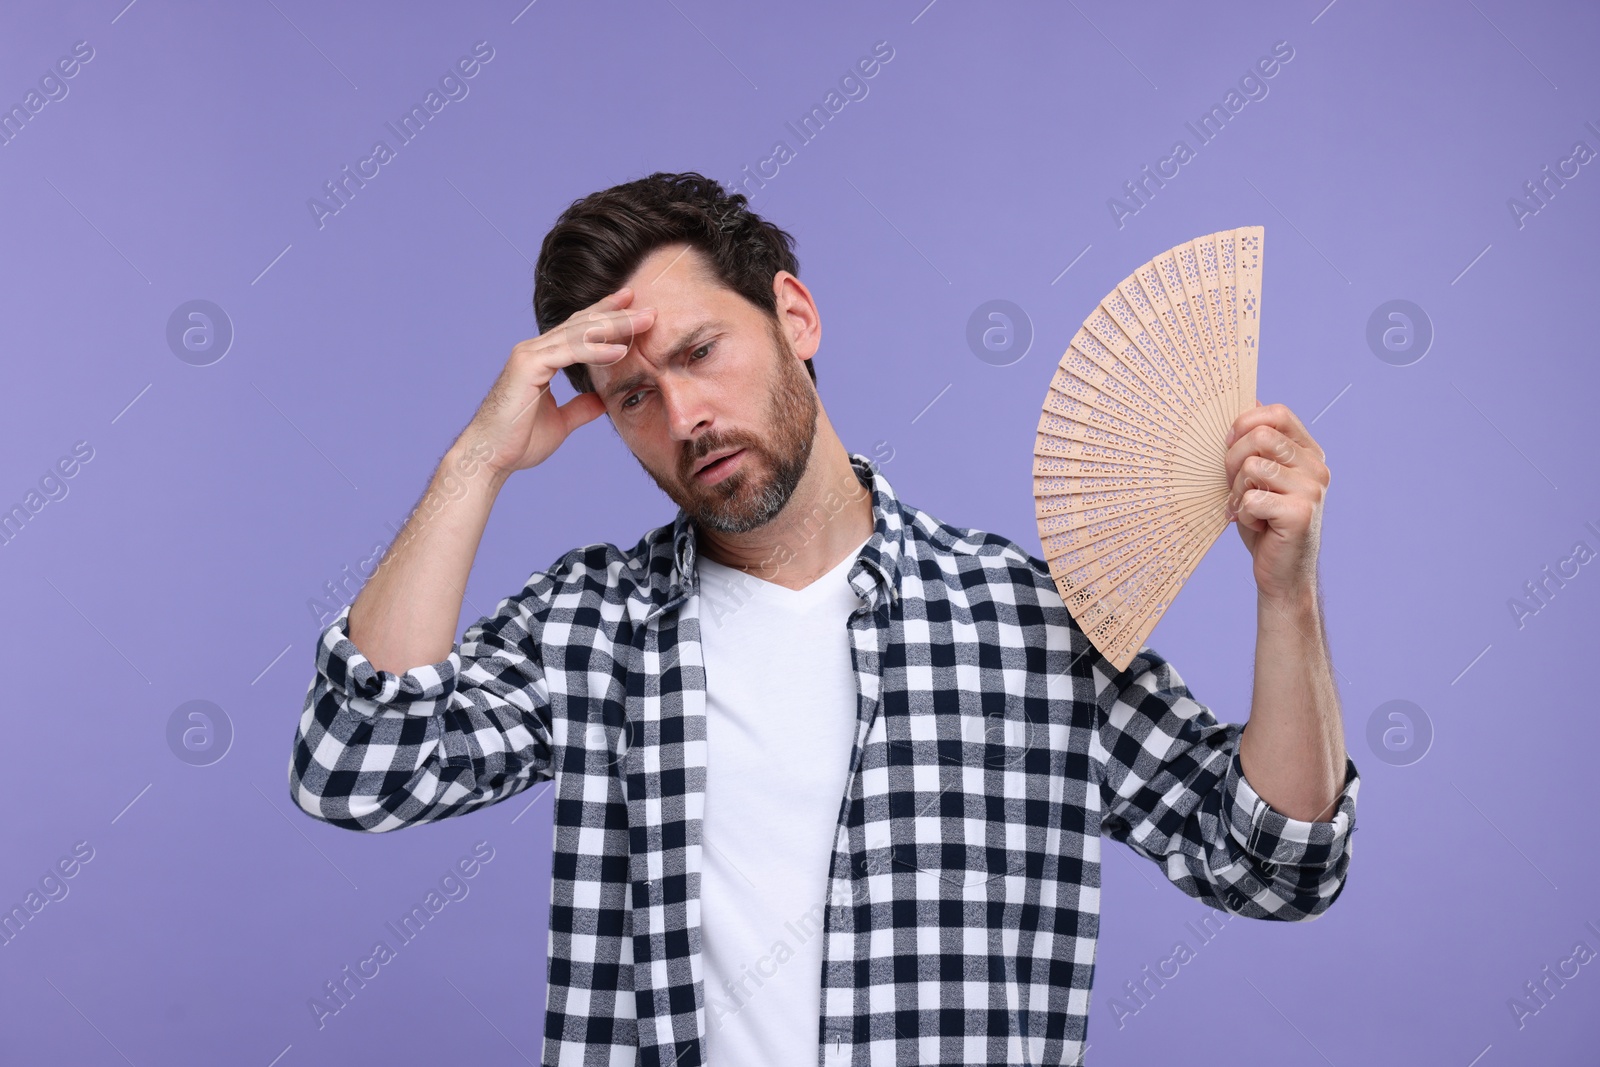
[[592, 249, 737, 394], [590, 304, 727, 398]]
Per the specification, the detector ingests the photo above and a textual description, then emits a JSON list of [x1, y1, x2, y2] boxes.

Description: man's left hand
[[1222, 401, 1330, 604]]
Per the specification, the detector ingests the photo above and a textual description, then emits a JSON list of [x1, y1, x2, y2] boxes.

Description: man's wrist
[[1256, 582, 1323, 644], [1258, 579, 1318, 614], [443, 436, 508, 495]]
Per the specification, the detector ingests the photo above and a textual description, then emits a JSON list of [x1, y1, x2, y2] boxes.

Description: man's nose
[[659, 373, 713, 442]]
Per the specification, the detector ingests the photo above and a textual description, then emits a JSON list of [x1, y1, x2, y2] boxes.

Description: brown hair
[[531, 171, 812, 396]]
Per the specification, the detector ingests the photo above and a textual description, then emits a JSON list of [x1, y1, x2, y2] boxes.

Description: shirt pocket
[[883, 705, 1035, 890]]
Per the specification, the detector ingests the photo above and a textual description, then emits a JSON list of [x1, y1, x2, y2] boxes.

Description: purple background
[[3, 0, 1596, 1063]]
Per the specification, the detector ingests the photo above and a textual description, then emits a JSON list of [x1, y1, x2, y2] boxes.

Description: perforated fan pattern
[[1033, 226, 1265, 671]]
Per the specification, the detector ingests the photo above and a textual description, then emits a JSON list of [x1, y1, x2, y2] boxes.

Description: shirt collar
[[637, 451, 908, 620]]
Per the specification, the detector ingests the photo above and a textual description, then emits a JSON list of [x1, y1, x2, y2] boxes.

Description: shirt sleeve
[[287, 579, 556, 833], [1090, 643, 1360, 921]]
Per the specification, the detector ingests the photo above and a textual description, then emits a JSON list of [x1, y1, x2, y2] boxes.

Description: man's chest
[[540, 585, 1104, 896]]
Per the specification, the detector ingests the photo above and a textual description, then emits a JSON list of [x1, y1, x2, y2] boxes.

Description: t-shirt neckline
[[698, 534, 871, 599]]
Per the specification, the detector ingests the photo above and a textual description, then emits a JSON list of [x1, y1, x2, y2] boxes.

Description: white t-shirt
[[694, 536, 869, 1065]]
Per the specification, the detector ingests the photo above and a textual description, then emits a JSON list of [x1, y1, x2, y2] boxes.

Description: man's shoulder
[[897, 497, 1060, 597], [503, 520, 676, 610], [897, 496, 1157, 693], [537, 523, 672, 586]]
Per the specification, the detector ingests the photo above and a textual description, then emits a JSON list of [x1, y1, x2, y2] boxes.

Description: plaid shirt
[[289, 451, 1360, 1066]]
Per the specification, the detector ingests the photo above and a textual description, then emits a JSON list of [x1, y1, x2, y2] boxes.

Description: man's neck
[[694, 438, 873, 592]]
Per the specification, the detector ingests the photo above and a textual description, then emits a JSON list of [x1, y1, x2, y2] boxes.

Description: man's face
[[589, 243, 819, 535]]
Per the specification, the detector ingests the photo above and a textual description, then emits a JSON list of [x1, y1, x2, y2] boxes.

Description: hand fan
[[1033, 226, 1264, 672]]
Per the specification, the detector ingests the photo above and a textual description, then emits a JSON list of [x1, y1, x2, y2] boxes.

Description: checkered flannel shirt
[[289, 451, 1360, 1066]]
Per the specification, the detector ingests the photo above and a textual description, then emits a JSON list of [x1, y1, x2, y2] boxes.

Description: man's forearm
[[347, 439, 509, 675], [1237, 582, 1348, 823]]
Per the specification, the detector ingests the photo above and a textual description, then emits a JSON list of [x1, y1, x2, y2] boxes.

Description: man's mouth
[[693, 448, 745, 483]]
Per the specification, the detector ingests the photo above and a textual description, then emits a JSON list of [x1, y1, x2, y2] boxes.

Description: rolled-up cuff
[[1222, 748, 1359, 873], [316, 603, 461, 716]]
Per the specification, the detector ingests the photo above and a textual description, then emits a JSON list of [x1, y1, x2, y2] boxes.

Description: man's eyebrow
[[604, 319, 725, 401]]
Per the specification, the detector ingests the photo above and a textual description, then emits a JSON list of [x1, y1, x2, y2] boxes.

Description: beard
[[637, 320, 818, 535]]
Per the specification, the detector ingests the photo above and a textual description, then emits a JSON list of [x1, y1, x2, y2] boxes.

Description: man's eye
[[621, 343, 712, 411]]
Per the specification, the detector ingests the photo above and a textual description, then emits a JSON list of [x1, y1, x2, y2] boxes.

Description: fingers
[[1225, 402, 1324, 461], [1219, 404, 1330, 537], [1223, 414, 1330, 500], [507, 290, 658, 384], [1228, 484, 1305, 535], [1225, 423, 1296, 497], [1224, 447, 1326, 542], [590, 285, 635, 311], [1226, 449, 1304, 504], [556, 295, 656, 370]]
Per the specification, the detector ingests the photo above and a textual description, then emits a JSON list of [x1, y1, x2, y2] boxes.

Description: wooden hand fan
[[1033, 226, 1264, 672]]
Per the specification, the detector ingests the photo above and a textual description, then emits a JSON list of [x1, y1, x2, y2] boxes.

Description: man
[[288, 171, 1359, 1067]]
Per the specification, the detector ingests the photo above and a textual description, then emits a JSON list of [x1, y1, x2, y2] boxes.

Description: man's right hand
[[461, 286, 656, 479]]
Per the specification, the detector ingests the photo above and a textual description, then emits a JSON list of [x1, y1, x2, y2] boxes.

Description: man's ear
[[771, 271, 821, 360]]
